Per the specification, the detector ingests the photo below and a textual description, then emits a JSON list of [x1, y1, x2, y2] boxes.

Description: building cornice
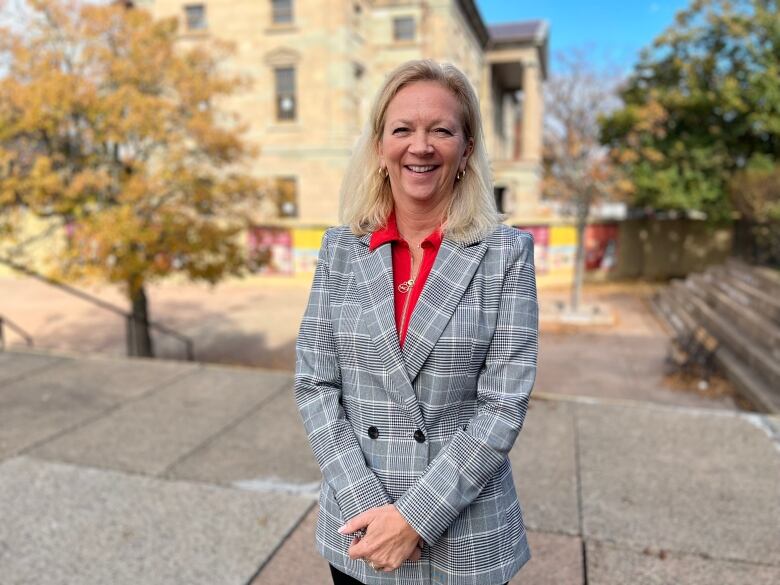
[[456, 0, 489, 47]]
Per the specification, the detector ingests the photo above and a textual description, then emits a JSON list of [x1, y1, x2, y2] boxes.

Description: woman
[[295, 60, 538, 585]]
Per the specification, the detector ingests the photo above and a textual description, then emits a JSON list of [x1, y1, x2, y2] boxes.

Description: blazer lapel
[[351, 234, 426, 429], [401, 237, 488, 383]]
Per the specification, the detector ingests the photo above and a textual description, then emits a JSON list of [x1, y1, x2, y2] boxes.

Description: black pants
[[329, 564, 508, 585], [330, 565, 366, 584]]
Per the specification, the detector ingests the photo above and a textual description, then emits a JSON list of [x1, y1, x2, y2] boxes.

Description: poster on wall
[[292, 228, 326, 274], [514, 225, 549, 274], [585, 224, 619, 271], [293, 248, 319, 274], [247, 226, 293, 275]]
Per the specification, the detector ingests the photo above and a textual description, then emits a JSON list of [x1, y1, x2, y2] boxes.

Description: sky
[[477, 0, 693, 74]]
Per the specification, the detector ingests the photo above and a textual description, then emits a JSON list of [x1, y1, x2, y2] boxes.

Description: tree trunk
[[570, 201, 589, 313], [126, 283, 154, 358]]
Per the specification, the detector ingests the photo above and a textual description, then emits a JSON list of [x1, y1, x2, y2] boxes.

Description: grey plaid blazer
[[295, 223, 538, 585]]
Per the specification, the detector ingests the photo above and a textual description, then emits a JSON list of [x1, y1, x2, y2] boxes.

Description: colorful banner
[[548, 225, 577, 272], [248, 226, 293, 274], [514, 225, 549, 274], [585, 224, 619, 271]]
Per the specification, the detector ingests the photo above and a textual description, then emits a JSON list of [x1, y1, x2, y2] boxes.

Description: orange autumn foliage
[[0, 0, 265, 298]]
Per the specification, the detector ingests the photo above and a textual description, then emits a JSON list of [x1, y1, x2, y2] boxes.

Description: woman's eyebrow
[[388, 118, 458, 127]]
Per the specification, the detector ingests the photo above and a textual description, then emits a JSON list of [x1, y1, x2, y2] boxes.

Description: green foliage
[[729, 154, 780, 261], [600, 0, 780, 221]]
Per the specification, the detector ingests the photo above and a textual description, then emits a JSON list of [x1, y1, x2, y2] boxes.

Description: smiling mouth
[[404, 165, 439, 174]]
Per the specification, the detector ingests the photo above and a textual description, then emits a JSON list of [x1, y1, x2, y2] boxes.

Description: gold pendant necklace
[[398, 279, 414, 293]]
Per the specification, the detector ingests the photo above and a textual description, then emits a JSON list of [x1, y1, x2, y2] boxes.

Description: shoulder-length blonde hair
[[339, 60, 500, 243]]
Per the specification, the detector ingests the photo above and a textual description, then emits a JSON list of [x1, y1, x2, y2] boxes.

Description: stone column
[[521, 60, 542, 162], [503, 93, 515, 160], [480, 62, 494, 157]]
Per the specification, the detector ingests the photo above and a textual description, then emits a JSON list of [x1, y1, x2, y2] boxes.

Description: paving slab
[[577, 402, 780, 566], [510, 531, 583, 585], [0, 456, 311, 585], [0, 352, 202, 460], [252, 505, 329, 585], [255, 502, 584, 585], [0, 350, 68, 385], [509, 399, 580, 535], [29, 366, 291, 476], [536, 332, 737, 410], [0, 368, 116, 461], [26, 352, 201, 401], [586, 539, 780, 585], [168, 381, 322, 488]]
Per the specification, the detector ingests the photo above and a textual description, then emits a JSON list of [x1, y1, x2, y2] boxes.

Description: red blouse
[[369, 212, 443, 348]]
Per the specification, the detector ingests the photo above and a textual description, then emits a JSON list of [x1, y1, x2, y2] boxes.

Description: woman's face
[[379, 81, 474, 209]]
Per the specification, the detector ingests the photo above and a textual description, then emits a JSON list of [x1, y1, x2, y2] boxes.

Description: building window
[[274, 67, 296, 121], [393, 16, 415, 41], [272, 0, 293, 24], [275, 177, 298, 217], [184, 4, 206, 31], [494, 187, 506, 213]]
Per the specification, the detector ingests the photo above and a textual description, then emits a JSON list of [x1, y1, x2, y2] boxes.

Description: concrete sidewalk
[[1, 275, 739, 410], [1, 348, 778, 584]]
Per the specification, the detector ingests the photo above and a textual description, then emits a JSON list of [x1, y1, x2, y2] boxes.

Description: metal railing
[[0, 258, 195, 361], [0, 315, 34, 351]]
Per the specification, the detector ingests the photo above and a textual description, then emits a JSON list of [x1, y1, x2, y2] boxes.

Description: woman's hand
[[340, 504, 422, 571]]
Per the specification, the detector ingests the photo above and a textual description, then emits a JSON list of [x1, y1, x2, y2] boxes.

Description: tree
[[0, 0, 264, 357], [729, 154, 780, 263], [600, 0, 780, 221], [542, 49, 628, 313]]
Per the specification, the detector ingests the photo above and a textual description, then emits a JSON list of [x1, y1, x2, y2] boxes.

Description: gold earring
[[378, 166, 388, 179], [456, 169, 466, 181]]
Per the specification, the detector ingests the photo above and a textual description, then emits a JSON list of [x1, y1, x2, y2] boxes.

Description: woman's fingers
[[338, 508, 376, 535], [347, 535, 368, 560], [346, 504, 421, 569]]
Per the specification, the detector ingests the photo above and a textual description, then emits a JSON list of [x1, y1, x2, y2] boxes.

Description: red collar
[[369, 211, 444, 251]]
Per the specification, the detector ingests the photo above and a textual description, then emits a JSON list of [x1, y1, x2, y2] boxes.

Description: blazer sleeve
[[394, 231, 538, 545], [294, 229, 393, 521]]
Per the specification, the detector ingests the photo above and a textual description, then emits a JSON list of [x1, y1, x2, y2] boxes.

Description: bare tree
[[542, 48, 628, 313]]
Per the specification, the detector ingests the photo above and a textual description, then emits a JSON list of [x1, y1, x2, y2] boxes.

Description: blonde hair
[[339, 60, 500, 243]]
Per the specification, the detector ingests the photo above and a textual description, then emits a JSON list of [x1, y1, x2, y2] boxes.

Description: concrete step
[[650, 289, 684, 337], [708, 265, 780, 323], [714, 344, 780, 413], [688, 272, 780, 359], [723, 259, 780, 302], [669, 279, 780, 412], [680, 278, 780, 388], [658, 277, 778, 412], [664, 281, 702, 335]]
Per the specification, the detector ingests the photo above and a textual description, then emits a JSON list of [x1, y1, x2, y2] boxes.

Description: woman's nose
[[409, 130, 433, 155]]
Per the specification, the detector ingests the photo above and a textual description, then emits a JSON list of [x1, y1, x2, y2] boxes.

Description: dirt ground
[[0, 274, 739, 411]]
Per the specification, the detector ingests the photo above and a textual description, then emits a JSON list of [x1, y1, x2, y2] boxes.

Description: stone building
[[141, 0, 549, 273]]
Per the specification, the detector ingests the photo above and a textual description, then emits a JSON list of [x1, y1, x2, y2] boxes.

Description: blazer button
[[368, 426, 379, 439], [413, 429, 426, 443]]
